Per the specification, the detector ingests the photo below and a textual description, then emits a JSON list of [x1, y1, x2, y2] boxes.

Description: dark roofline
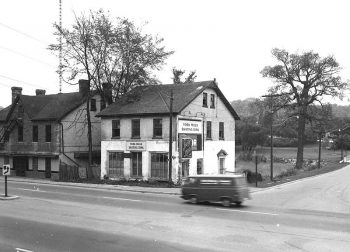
[[97, 81, 240, 120]]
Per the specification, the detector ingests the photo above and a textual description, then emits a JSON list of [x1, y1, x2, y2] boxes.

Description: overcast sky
[[1, 0, 350, 107]]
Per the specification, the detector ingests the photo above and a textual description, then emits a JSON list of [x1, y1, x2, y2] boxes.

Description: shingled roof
[[97, 80, 240, 120], [0, 92, 86, 122]]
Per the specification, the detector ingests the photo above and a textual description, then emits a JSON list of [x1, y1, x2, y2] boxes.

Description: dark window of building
[[131, 152, 142, 177], [18, 125, 23, 142], [219, 158, 225, 174], [112, 120, 120, 138], [33, 125, 38, 142], [206, 121, 212, 139], [45, 157, 51, 178], [151, 153, 168, 179], [132, 119, 140, 138], [196, 134, 202, 151], [203, 92, 208, 107], [32, 157, 38, 171], [45, 125, 51, 142], [108, 152, 124, 177], [100, 99, 106, 110], [4, 156, 9, 165], [219, 122, 224, 140], [210, 94, 215, 108], [90, 98, 96, 111], [153, 119, 162, 138], [197, 158, 203, 174]]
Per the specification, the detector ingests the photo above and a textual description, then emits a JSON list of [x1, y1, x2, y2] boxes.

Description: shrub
[[243, 169, 263, 183]]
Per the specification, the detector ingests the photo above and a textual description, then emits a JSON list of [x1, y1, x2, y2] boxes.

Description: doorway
[[13, 156, 28, 176], [45, 157, 51, 178], [182, 160, 189, 177]]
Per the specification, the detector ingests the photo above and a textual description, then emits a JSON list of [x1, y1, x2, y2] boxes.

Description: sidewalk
[[2, 175, 265, 196]]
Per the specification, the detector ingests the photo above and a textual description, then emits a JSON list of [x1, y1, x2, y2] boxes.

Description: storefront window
[[109, 152, 124, 177], [151, 153, 168, 179]]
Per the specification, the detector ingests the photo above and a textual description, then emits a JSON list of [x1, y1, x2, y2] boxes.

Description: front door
[[131, 152, 142, 177], [182, 160, 189, 178], [45, 157, 51, 178], [13, 156, 28, 176]]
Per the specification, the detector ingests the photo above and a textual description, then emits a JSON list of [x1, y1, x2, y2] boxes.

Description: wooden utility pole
[[168, 89, 173, 186]]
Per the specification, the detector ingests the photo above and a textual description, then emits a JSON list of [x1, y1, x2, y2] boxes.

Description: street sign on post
[[3, 164, 10, 197], [3, 164, 10, 176]]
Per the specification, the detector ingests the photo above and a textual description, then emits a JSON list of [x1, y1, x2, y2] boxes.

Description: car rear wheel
[[190, 196, 198, 204], [235, 201, 242, 206], [221, 198, 231, 207]]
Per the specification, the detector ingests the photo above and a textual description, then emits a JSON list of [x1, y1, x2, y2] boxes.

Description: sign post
[[3, 164, 10, 197]]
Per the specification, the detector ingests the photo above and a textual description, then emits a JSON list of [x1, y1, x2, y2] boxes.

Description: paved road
[[1, 166, 350, 252]]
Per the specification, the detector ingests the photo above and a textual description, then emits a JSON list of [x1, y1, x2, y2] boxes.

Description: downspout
[[59, 122, 79, 167]]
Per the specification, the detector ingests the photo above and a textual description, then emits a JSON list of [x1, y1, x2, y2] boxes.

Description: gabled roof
[[97, 80, 240, 120], [0, 92, 86, 122]]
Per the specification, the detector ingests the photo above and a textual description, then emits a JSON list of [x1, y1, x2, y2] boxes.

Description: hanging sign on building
[[181, 138, 192, 159], [178, 119, 202, 134], [126, 141, 146, 151]]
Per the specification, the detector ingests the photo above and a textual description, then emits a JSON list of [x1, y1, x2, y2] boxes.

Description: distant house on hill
[[0, 80, 106, 180], [97, 80, 240, 182]]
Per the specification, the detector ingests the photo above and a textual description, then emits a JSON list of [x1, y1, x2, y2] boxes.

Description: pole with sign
[[3, 164, 10, 197]]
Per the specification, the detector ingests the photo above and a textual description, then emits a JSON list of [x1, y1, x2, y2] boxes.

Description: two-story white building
[[97, 80, 240, 182]]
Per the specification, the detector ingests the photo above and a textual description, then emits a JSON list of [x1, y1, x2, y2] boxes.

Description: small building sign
[[178, 119, 202, 134], [126, 141, 146, 151]]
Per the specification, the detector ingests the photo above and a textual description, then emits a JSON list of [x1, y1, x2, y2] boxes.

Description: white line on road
[[216, 208, 279, 216], [18, 188, 47, 193], [102, 196, 141, 202], [16, 248, 34, 252]]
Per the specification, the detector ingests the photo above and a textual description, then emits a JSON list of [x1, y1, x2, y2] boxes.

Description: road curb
[[0, 195, 19, 200], [7, 177, 182, 195]]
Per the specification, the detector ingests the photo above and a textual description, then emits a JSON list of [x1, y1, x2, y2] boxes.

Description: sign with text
[[3, 164, 10, 176], [178, 120, 202, 134], [126, 141, 146, 151]]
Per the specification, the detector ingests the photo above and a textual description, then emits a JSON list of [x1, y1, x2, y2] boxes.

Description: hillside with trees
[[232, 98, 350, 149]]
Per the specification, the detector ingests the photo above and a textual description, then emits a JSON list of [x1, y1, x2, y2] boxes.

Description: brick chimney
[[79, 79, 90, 97], [102, 82, 113, 105], [35, 89, 46, 96], [11, 86, 22, 103]]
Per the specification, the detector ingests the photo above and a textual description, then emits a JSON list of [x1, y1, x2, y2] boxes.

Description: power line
[[0, 21, 49, 45], [0, 74, 46, 89], [0, 45, 56, 68]]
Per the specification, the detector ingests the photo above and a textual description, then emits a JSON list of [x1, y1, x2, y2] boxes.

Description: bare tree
[[49, 9, 173, 178], [261, 48, 349, 169]]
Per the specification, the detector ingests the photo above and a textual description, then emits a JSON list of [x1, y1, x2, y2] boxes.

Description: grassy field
[[235, 144, 348, 186]]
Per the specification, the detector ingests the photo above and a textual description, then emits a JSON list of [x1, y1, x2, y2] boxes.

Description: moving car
[[180, 174, 251, 207]]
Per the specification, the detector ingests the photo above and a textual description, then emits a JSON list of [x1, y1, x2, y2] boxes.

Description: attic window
[[203, 92, 208, 107], [196, 86, 203, 90]]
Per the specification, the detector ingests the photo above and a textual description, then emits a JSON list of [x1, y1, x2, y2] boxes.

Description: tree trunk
[[86, 90, 93, 179], [296, 107, 307, 169]]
